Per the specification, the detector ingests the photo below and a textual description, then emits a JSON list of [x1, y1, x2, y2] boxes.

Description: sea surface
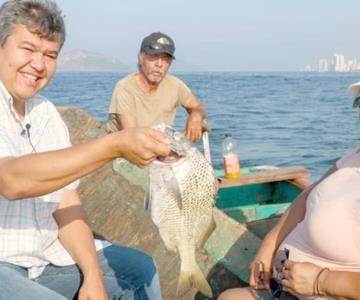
[[43, 72, 360, 181]]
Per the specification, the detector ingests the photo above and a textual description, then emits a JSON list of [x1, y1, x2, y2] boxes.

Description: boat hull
[[59, 107, 311, 299], [205, 179, 307, 288]]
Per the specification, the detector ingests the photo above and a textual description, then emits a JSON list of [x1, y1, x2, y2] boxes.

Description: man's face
[[0, 24, 60, 103], [140, 53, 172, 85]]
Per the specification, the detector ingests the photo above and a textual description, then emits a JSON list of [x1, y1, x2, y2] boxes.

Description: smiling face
[[0, 24, 60, 115]]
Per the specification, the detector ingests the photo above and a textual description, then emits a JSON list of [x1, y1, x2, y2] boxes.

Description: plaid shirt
[[0, 81, 108, 278]]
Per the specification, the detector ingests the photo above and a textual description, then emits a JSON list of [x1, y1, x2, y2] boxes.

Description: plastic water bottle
[[222, 133, 240, 179]]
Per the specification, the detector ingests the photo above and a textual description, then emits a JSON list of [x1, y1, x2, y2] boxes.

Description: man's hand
[[78, 272, 108, 300], [115, 127, 171, 167], [183, 96, 206, 142], [185, 112, 203, 142], [282, 260, 323, 296]]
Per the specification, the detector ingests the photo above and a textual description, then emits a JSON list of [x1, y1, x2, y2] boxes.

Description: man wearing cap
[[0, 1, 170, 299], [106, 32, 206, 142]]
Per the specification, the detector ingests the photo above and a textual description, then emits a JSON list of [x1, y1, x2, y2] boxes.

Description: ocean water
[[43, 72, 360, 181]]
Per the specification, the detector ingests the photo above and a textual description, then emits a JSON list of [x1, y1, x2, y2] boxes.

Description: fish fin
[[163, 242, 177, 253], [158, 229, 177, 253], [164, 166, 183, 210], [144, 177, 151, 212], [176, 264, 213, 298], [144, 188, 150, 212], [196, 216, 216, 249]]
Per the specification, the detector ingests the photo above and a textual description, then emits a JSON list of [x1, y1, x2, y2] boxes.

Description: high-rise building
[[305, 53, 360, 72], [333, 53, 346, 72], [348, 59, 358, 71], [318, 59, 329, 72], [303, 65, 313, 72]]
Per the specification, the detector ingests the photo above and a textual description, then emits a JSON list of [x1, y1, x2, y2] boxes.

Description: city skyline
[[303, 53, 360, 73]]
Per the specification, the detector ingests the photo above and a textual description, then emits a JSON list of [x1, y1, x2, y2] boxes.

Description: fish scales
[[147, 124, 217, 298]]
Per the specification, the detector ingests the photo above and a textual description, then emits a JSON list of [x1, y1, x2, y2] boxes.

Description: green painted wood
[[217, 183, 274, 208], [59, 106, 310, 299], [205, 180, 304, 285], [216, 181, 301, 222], [204, 208, 261, 288]]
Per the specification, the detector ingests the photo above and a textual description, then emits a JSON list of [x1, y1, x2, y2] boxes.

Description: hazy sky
[[4, 0, 360, 71]]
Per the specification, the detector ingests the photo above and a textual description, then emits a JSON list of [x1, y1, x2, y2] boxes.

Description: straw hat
[[347, 81, 360, 95]]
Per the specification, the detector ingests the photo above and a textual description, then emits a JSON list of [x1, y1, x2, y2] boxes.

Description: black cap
[[140, 32, 175, 58]]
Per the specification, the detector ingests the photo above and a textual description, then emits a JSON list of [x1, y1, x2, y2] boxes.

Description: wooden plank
[[291, 176, 312, 190], [219, 166, 310, 188], [205, 207, 262, 284]]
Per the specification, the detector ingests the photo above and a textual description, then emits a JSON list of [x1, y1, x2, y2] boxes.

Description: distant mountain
[[58, 50, 131, 72], [57, 49, 206, 73], [170, 59, 208, 73]]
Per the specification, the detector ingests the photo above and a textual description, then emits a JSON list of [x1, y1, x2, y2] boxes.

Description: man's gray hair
[[137, 52, 144, 72], [0, 0, 65, 48]]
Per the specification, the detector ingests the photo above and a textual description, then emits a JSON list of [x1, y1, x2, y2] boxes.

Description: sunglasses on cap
[[148, 42, 174, 55]]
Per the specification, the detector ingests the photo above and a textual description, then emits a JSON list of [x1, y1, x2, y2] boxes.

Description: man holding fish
[[0, 0, 171, 299]]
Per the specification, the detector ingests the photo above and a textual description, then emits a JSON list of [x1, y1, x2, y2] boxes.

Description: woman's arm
[[320, 269, 360, 299], [249, 165, 338, 288], [282, 261, 360, 300], [267, 164, 337, 249], [263, 165, 337, 255]]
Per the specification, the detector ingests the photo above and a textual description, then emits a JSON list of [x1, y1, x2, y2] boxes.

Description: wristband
[[313, 267, 329, 295]]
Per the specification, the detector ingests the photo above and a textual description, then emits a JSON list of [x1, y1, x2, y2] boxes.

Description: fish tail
[[176, 263, 213, 298]]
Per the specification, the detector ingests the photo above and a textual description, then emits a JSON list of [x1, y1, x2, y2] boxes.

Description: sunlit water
[[43, 72, 360, 181]]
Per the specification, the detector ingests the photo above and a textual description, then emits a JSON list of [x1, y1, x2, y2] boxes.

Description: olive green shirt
[[107, 73, 192, 131]]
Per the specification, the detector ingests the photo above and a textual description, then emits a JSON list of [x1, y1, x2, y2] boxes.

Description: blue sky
[[3, 0, 360, 71]]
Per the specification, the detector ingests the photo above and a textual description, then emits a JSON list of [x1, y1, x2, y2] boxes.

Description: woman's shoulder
[[336, 145, 360, 168]]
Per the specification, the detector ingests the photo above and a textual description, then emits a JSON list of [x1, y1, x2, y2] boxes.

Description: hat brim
[[142, 47, 175, 59], [348, 81, 360, 95]]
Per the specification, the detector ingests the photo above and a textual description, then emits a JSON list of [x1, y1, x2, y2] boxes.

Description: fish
[[145, 124, 218, 297]]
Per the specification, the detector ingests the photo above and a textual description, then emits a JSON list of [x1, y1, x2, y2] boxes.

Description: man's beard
[[146, 69, 165, 84]]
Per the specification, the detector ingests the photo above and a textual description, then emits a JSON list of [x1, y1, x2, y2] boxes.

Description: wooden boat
[[59, 107, 312, 299], [201, 166, 311, 295], [217, 166, 310, 240]]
